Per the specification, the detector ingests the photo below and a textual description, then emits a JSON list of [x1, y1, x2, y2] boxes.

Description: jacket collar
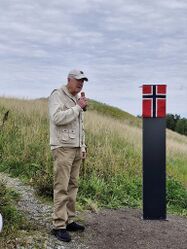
[[61, 85, 78, 102]]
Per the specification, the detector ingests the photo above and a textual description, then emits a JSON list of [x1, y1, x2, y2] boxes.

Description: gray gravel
[[0, 173, 88, 249]]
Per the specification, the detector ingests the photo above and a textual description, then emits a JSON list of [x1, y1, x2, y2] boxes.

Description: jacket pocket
[[57, 128, 76, 143], [69, 129, 76, 139], [61, 129, 69, 141]]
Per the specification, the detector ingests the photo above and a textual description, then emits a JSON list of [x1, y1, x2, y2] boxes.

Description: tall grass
[[166, 129, 187, 186], [84, 111, 142, 176], [0, 96, 187, 215]]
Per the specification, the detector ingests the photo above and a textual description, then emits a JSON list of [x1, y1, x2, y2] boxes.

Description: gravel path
[[0, 173, 88, 249]]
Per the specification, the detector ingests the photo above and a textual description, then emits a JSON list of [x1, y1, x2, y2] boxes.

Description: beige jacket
[[48, 85, 86, 151]]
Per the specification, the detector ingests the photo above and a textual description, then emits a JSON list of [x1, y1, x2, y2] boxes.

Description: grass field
[[0, 96, 187, 216]]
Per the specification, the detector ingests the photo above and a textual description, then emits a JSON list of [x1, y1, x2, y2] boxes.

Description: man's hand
[[81, 148, 87, 159], [81, 151, 87, 159], [77, 97, 88, 110]]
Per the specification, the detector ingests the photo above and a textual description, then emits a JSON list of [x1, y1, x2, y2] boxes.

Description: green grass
[[78, 173, 142, 210], [0, 181, 34, 247], [0, 97, 187, 218], [167, 157, 187, 185], [167, 176, 187, 215]]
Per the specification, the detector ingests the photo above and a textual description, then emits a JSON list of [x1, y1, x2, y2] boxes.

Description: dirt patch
[[83, 208, 187, 249]]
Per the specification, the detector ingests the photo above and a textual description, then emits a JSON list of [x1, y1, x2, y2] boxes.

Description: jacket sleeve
[[49, 90, 82, 126]]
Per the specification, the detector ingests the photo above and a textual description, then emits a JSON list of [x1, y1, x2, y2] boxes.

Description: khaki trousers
[[52, 147, 82, 229]]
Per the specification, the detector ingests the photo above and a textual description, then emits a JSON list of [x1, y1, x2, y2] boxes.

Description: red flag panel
[[157, 85, 166, 94], [143, 99, 152, 117], [157, 99, 166, 117], [143, 85, 152, 94]]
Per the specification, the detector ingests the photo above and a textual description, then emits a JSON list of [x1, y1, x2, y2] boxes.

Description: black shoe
[[66, 222, 85, 232], [51, 229, 71, 242]]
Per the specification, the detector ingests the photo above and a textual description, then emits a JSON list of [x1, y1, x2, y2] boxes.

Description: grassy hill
[[0, 96, 187, 216]]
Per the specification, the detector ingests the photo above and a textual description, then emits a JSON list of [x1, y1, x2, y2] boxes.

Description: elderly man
[[49, 69, 88, 242]]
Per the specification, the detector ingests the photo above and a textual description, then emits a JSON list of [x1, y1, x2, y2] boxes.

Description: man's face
[[68, 77, 84, 95]]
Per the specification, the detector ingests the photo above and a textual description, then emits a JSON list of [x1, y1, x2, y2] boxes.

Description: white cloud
[[0, 0, 187, 117]]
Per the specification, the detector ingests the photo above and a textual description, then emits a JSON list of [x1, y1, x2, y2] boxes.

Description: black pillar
[[143, 118, 166, 219]]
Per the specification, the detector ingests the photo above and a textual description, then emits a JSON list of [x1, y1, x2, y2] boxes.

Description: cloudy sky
[[0, 0, 187, 117]]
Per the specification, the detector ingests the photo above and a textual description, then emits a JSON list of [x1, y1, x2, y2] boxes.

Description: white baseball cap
[[68, 69, 88, 81]]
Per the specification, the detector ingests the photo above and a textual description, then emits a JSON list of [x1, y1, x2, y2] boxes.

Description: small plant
[[167, 176, 187, 215]]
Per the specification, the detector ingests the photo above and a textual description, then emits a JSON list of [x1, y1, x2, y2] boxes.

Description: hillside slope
[[0, 96, 187, 214]]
